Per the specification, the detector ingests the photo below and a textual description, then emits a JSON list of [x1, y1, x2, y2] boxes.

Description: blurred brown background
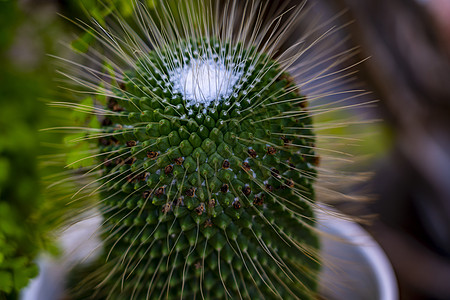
[[319, 0, 450, 299]]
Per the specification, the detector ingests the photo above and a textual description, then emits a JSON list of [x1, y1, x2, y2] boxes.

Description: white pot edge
[[317, 209, 399, 300]]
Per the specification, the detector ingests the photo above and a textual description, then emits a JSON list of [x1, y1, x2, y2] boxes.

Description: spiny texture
[[54, 0, 354, 298], [70, 39, 320, 299]]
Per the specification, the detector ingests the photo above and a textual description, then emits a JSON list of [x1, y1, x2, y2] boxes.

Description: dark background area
[[319, 0, 450, 299]]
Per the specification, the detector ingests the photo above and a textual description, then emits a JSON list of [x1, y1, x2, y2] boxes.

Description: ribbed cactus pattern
[[79, 40, 320, 299], [61, 1, 331, 299]]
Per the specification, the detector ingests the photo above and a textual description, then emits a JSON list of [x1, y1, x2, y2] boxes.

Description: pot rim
[[317, 209, 398, 300]]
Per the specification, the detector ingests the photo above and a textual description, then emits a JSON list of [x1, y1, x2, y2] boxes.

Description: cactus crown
[[59, 1, 333, 299]]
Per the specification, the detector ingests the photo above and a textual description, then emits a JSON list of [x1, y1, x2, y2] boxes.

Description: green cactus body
[[72, 37, 321, 299], [59, 1, 333, 298]]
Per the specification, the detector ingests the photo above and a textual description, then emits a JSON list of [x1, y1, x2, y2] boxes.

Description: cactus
[[54, 1, 366, 299]]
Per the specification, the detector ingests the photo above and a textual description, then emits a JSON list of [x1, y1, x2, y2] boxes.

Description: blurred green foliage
[[0, 0, 77, 297], [70, 0, 200, 53], [69, 0, 154, 53], [0, 1, 43, 297]]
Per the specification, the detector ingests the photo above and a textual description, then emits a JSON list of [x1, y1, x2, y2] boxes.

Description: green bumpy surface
[[74, 41, 320, 299]]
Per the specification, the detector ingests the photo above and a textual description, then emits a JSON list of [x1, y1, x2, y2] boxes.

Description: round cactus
[[88, 40, 319, 299], [53, 1, 369, 299]]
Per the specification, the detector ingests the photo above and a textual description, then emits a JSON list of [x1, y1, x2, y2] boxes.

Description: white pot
[[22, 211, 398, 300], [318, 211, 398, 300]]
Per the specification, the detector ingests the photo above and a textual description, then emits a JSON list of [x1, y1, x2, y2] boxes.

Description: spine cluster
[[70, 40, 321, 300]]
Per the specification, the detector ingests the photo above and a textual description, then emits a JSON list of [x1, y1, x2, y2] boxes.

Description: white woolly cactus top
[[169, 57, 244, 108]]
